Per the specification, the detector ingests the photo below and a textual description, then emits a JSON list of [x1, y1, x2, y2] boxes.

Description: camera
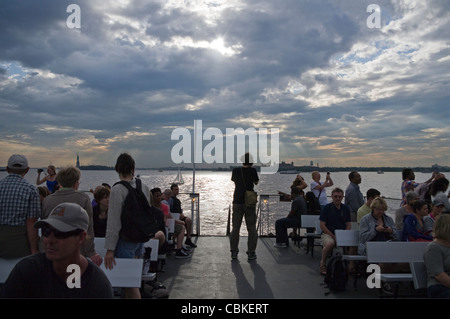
[[37, 168, 44, 173], [327, 171, 330, 175]]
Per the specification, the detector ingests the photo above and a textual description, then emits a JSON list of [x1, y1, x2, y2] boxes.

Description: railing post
[[189, 192, 200, 236], [258, 195, 270, 236]]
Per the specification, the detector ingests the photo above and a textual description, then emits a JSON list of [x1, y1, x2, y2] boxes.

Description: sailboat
[[173, 168, 184, 185]]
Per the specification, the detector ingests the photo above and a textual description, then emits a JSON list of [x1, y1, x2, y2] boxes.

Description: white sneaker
[[142, 259, 150, 274]]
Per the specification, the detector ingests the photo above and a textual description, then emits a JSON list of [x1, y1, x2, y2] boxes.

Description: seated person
[[357, 188, 381, 224], [38, 186, 50, 205], [402, 199, 433, 242], [92, 187, 110, 237], [424, 198, 446, 236], [319, 188, 351, 275], [424, 214, 450, 298], [395, 191, 419, 230], [0, 202, 113, 298], [169, 183, 197, 248], [274, 187, 307, 247], [358, 197, 397, 256], [151, 188, 190, 259], [360, 197, 408, 293]]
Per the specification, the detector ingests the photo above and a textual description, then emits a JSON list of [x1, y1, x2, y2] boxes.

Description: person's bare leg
[[177, 226, 186, 249], [124, 287, 141, 299]]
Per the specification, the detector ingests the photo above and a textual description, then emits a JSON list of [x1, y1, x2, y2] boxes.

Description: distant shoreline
[[1, 165, 448, 173]]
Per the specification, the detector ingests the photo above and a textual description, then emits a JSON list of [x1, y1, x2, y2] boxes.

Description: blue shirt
[[319, 202, 351, 234], [0, 174, 41, 226], [402, 214, 433, 241], [345, 182, 364, 213]]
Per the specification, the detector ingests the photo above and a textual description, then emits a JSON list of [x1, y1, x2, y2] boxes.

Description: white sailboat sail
[[173, 168, 184, 185]]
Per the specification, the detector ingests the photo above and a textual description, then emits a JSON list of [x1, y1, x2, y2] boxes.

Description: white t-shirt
[[311, 181, 328, 206]]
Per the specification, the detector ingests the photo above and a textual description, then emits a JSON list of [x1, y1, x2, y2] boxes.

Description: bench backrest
[[301, 215, 319, 228], [0, 257, 24, 284], [395, 229, 404, 241], [94, 237, 107, 257], [335, 230, 359, 247], [99, 258, 143, 288], [366, 242, 429, 263]]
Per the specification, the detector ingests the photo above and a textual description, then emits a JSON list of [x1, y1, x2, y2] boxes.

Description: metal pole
[[226, 204, 231, 236]]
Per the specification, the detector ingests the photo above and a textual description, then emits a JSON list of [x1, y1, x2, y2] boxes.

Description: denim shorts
[[115, 238, 144, 258]]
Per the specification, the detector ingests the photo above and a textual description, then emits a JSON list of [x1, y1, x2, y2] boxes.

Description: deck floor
[[143, 235, 427, 300]]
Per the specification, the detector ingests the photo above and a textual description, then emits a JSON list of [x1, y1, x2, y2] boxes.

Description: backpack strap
[[240, 167, 248, 191], [113, 179, 142, 194]]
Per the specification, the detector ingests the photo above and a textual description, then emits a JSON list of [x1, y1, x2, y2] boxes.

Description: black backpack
[[324, 252, 349, 294], [305, 191, 321, 215], [114, 179, 165, 243]]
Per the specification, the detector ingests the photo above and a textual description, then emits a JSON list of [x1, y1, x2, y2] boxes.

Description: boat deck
[[143, 235, 427, 300]]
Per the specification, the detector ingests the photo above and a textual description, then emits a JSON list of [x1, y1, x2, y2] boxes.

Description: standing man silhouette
[[230, 153, 259, 261]]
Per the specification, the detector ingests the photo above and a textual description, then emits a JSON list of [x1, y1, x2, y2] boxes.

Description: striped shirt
[[0, 174, 41, 226]]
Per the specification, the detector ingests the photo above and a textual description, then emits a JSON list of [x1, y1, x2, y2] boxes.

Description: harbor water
[[2, 169, 443, 236]]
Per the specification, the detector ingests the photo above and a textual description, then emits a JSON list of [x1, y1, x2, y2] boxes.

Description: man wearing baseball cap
[[0, 154, 40, 258], [0, 202, 113, 298]]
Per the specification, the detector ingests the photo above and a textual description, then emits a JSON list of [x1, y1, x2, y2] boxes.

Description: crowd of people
[[0, 153, 197, 299], [1, 153, 450, 299], [271, 167, 450, 297]]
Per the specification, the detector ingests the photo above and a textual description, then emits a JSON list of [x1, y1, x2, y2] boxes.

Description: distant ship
[[279, 170, 299, 174], [173, 168, 184, 185]]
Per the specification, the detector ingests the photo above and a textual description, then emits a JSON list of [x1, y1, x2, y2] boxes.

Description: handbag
[[241, 168, 258, 207], [245, 190, 258, 207]]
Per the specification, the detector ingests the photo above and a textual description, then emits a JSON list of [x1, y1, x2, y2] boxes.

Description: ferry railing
[[257, 194, 291, 237], [179, 192, 200, 236], [257, 194, 276, 236], [255, 195, 403, 237]]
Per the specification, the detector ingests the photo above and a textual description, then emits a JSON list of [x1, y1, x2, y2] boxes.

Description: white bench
[[99, 258, 144, 288], [166, 212, 181, 245], [366, 241, 429, 297], [335, 229, 368, 289], [300, 215, 322, 257], [1, 256, 144, 289], [335, 230, 367, 261], [94, 237, 158, 286], [0, 257, 25, 284]]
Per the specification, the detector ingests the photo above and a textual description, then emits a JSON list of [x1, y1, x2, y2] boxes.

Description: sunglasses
[[42, 226, 83, 239]]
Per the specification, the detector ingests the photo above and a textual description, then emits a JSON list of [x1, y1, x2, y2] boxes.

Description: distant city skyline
[[24, 154, 448, 172]]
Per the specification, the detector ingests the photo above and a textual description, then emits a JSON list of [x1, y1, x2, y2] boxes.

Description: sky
[[0, 0, 449, 170]]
